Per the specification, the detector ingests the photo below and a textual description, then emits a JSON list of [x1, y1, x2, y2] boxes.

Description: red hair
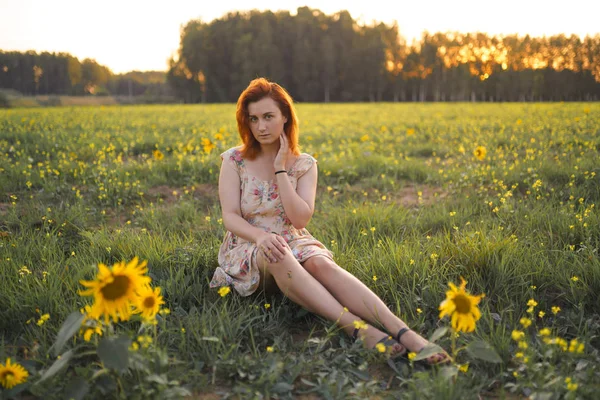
[[236, 77, 300, 160]]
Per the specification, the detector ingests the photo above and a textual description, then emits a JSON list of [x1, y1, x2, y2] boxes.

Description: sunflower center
[[453, 294, 472, 314], [143, 296, 156, 308], [100, 275, 131, 301], [2, 370, 14, 381]]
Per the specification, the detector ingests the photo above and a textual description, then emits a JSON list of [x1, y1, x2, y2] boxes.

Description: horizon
[[1, 0, 599, 74]]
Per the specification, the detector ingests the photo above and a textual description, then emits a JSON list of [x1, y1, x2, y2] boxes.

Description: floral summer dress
[[209, 147, 334, 296]]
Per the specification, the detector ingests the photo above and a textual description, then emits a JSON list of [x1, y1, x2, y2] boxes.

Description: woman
[[209, 77, 447, 364]]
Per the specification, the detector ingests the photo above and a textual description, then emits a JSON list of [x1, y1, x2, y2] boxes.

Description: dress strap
[[220, 147, 245, 176], [290, 153, 317, 179]]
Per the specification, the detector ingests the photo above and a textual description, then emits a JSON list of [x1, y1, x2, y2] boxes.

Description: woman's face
[[247, 96, 287, 146]]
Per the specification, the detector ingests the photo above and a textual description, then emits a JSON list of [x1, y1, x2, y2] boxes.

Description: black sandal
[[353, 327, 407, 358], [396, 327, 450, 366]]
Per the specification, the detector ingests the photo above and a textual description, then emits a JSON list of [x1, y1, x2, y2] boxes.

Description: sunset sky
[[1, 0, 599, 74]]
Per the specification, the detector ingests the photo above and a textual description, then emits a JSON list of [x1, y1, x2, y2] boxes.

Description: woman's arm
[[219, 159, 287, 262], [219, 159, 266, 242], [274, 134, 317, 230]]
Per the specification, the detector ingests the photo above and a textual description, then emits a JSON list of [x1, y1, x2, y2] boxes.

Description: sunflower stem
[[451, 327, 457, 360], [451, 327, 458, 383]]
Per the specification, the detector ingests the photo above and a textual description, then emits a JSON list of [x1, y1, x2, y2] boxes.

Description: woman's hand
[[256, 232, 288, 263], [274, 132, 290, 171]]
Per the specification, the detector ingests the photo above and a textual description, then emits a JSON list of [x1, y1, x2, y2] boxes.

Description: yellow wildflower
[[201, 138, 216, 153], [526, 299, 538, 308], [353, 320, 368, 330], [36, 313, 50, 326], [568, 339, 584, 353], [556, 338, 568, 351], [565, 377, 578, 391], [137, 335, 153, 349], [519, 317, 532, 328], [518, 341, 528, 350], [83, 326, 103, 342], [511, 330, 525, 341]]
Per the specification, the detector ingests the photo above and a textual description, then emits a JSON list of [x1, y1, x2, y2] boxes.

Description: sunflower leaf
[[413, 343, 445, 361], [428, 327, 448, 343], [52, 312, 85, 357], [97, 336, 131, 372], [36, 349, 74, 384], [439, 365, 458, 380], [465, 340, 502, 363], [64, 376, 89, 400], [271, 382, 294, 393], [3, 382, 32, 398]]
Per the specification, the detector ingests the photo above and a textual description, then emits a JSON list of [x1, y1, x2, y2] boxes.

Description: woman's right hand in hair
[[274, 132, 290, 171], [256, 232, 288, 263]]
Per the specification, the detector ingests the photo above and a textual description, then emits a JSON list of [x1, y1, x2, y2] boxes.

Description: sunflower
[[0, 358, 29, 389], [133, 286, 164, 321], [152, 150, 164, 160], [473, 146, 487, 161], [439, 277, 485, 333], [79, 257, 151, 324]]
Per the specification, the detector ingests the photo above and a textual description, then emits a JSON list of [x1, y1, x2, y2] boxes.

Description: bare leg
[[303, 256, 447, 363], [257, 249, 404, 353]]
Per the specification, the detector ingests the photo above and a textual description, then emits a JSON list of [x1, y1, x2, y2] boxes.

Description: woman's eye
[[266, 115, 273, 119]]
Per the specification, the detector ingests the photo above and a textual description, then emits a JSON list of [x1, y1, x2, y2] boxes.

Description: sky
[[1, 0, 599, 74]]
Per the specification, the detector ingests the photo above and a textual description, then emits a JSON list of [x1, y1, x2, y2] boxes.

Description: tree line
[[168, 7, 600, 102], [0, 51, 171, 99], [2, 7, 600, 102]]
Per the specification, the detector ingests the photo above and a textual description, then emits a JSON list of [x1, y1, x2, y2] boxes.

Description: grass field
[[0, 102, 599, 399]]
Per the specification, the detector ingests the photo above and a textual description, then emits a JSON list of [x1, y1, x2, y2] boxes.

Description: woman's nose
[[258, 119, 267, 131]]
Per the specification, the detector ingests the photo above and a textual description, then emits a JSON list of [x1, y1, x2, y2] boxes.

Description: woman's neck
[[259, 143, 280, 160]]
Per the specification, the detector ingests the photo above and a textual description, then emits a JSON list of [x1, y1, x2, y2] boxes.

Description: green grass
[[0, 103, 599, 399]]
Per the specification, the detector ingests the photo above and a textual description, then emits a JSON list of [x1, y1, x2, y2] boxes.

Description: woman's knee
[[303, 256, 337, 279], [257, 247, 296, 273]]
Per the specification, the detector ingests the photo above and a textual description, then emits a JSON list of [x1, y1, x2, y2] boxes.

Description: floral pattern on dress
[[209, 147, 334, 296]]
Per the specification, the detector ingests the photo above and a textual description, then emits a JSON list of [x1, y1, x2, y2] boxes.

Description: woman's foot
[[353, 325, 406, 358], [395, 327, 449, 365]]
